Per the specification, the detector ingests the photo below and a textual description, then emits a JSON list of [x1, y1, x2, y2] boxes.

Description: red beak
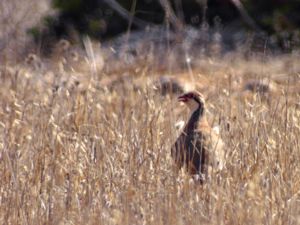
[[178, 95, 188, 102]]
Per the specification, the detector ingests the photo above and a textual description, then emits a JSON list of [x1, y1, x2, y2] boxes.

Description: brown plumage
[[171, 91, 224, 182]]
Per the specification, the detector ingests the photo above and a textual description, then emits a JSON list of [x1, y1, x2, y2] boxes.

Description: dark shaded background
[[35, 0, 300, 47]]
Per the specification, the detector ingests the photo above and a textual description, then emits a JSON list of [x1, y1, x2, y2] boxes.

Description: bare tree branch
[[102, 0, 152, 28], [230, 0, 261, 31], [158, 0, 184, 30]]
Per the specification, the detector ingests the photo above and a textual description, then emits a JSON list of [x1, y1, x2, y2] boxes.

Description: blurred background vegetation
[[2, 0, 300, 60], [40, 0, 300, 40]]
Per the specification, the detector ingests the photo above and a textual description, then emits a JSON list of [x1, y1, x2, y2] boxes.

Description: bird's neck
[[185, 106, 204, 133]]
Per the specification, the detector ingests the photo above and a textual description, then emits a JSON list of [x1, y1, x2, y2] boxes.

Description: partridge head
[[178, 91, 205, 112]]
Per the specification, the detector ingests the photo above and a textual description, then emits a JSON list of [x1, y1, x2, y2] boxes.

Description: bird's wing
[[171, 132, 186, 169], [195, 125, 225, 171]]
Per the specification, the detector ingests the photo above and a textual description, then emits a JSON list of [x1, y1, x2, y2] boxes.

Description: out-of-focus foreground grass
[[0, 39, 300, 225]]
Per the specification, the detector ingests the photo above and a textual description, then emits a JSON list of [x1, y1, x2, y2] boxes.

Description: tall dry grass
[[0, 42, 300, 225]]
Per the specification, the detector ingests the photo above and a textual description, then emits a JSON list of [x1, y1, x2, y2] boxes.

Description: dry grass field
[[0, 38, 300, 225]]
